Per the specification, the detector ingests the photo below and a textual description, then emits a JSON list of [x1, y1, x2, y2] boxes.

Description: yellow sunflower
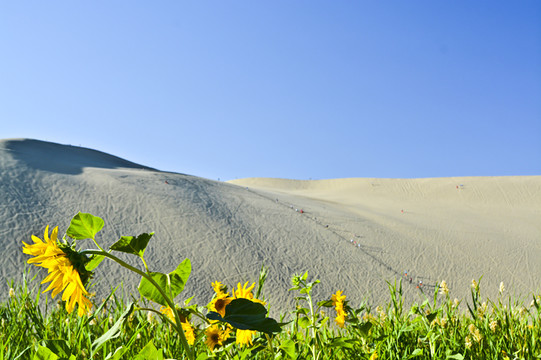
[[160, 305, 176, 323], [209, 292, 233, 317], [236, 329, 256, 347], [212, 281, 226, 295], [233, 281, 265, 305], [331, 290, 346, 328], [22, 225, 92, 316], [232, 282, 265, 345], [205, 324, 230, 351], [182, 320, 196, 345], [160, 306, 196, 345]]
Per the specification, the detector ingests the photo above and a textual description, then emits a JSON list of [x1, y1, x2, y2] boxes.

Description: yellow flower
[[465, 335, 472, 349], [160, 306, 176, 323], [335, 313, 346, 328], [331, 290, 347, 327], [236, 329, 256, 347], [499, 282, 505, 294], [369, 351, 378, 360], [233, 281, 265, 305], [331, 290, 346, 307], [160, 306, 196, 345], [231, 281, 266, 344], [182, 320, 196, 345], [22, 226, 92, 316], [205, 324, 230, 351], [439, 280, 449, 295], [212, 281, 226, 295], [209, 293, 233, 317], [471, 279, 479, 292]]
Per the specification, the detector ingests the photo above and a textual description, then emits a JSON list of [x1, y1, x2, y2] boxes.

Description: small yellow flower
[[369, 351, 378, 360], [439, 280, 449, 295], [22, 226, 92, 316], [499, 282, 505, 294], [468, 323, 482, 343], [471, 279, 479, 292], [465, 335, 473, 349], [9, 288, 15, 298], [489, 320, 498, 332], [439, 317, 448, 328]]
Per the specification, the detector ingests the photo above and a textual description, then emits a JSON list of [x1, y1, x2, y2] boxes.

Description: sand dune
[[1, 139, 540, 316]]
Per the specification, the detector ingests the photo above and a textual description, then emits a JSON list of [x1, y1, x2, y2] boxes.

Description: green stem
[[307, 292, 318, 360], [81, 250, 195, 360]]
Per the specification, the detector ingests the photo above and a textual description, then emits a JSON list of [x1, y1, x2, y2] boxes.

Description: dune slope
[[1, 139, 540, 316]]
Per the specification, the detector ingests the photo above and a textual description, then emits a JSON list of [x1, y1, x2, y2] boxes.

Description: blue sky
[[1, 1, 540, 180]]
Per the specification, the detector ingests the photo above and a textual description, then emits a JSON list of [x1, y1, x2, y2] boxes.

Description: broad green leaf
[[104, 346, 127, 360], [134, 340, 163, 360], [298, 316, 310, 329], [328, 337, 355, 349], [85, 254, 105, 271], [408, 348, 423, 358], [426, 312, 438, 323], [40, 340, 71, 358], [446, 354, 464, 360], [138, 259, 191, 306], [207, 298, 282, 334], [92, 303, 135, 355], [66, 212, 104, 240], [279, 339, 296, 359], [317, 300, 333, 308], [110, 233, 154, 257], [357, 321, 373, 336], [33, 346, 59, 360], [195, 354, 210, 360]]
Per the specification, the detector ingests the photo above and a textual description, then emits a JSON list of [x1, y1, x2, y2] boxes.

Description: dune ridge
[[1, 138, 540, 315]]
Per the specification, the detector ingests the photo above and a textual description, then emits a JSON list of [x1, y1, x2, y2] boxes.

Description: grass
[[1, 272, 540, 360]]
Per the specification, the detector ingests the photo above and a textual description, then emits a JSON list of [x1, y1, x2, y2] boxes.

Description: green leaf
[[66, 212, 104, 240], [104, 347, 127, 360], [298, 316, 310, 329], [40, 340, 71, 358], [85, 254, 105, 271], [408, 348, 423, 358], [279, 339, 297, 359], [317, 300, 333, 308], [426, 312, 438, 323], [110, 233, 154, 258], [92, 303, 135, 355], [33, 346, 59, 360], [138, 259, 191, 306], [134, 341, 163, 360], [195, 354, 210, 360], [357, 321, 373, 336], [207, 298, 282, 334], [446, 353, 464, 360], [328, 337, 355, 349]]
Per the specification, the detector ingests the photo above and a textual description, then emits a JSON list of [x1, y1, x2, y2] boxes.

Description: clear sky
[[1, 1, 540, 180]]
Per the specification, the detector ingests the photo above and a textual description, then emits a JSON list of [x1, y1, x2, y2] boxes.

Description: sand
[[1, 138, 540, 316]]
